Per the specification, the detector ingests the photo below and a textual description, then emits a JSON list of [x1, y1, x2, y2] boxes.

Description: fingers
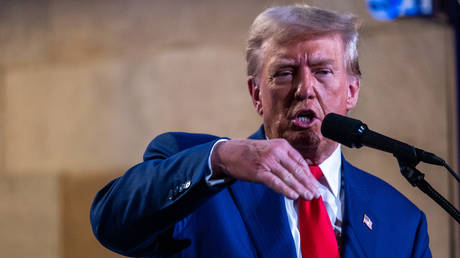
[[284, 151, 321, 199], [267, 161, 316, 200], [257, 139, 320, 200], [212, 138, 321, 201], [259, 171, 299, 200]]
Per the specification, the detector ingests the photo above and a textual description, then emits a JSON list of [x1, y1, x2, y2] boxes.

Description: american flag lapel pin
[[363, 214, 373, 230]]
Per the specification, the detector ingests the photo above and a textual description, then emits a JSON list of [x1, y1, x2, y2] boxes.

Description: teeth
[[298, 116, 311, 122]]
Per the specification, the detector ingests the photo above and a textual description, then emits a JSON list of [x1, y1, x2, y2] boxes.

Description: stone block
[[60, 171, 123, 258], [46, 0, 266, 63], [0, 0, 52, 66], [4, 46, 257, 175], [0, 68, 5, 174], [0, 174, 59, 258]]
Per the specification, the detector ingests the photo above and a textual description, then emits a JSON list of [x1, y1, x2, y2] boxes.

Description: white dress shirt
[[285, 145, 343, 258]]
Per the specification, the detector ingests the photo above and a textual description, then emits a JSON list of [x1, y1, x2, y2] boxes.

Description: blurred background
[[0, 0, 459, 257]]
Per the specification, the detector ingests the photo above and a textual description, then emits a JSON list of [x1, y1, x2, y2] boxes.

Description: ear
[[346, 76, 360, 111], [248, 77, 263, 115]]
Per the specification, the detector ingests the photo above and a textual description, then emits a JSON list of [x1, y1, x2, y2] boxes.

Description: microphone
[[320, 113, 445, 166]]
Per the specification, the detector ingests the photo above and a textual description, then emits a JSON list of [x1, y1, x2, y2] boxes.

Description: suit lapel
[[342, 159, 379, 258], [227, 126, 296, 258], [229, 181, 296, 258]]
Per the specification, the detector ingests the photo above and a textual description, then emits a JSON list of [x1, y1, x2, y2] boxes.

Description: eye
[[271, 69, 295, 84], [274, 70, 294, 78], [315, 69, 332, 76], [313, 68, 334, 80], [276, 70, 293, 77]]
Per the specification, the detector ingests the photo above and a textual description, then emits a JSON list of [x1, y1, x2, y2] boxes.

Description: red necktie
[[298, 166, 340, 258]]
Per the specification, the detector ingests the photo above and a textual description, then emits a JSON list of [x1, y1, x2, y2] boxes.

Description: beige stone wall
[[0, 0, 457, 257]]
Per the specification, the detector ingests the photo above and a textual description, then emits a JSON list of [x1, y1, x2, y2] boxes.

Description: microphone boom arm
[[397, 158, 460, 224], [321, 113, 460, 222]]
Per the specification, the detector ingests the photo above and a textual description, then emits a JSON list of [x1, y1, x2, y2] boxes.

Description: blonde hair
[[246, 5, 361, 77]]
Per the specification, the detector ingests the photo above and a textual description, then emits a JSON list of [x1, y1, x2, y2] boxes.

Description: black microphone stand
[[397, 158, 460, 224]]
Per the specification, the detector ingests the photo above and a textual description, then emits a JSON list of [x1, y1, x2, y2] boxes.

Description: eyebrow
[[269, 58, 336, 72], [308, 58, 336, 66], [268, 58, 298, 73]]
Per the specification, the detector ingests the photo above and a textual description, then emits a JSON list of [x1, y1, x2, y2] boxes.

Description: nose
[[294, 66, 315, 100]]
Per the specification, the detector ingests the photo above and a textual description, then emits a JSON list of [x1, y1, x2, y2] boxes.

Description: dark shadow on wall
[[59, 171, 124, 258]]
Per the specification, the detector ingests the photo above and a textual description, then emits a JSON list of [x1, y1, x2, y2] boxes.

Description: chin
[[284, 130, 321, 157]]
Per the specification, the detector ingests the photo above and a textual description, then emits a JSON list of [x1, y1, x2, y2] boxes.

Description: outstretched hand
[[210, 139, 320, 200]]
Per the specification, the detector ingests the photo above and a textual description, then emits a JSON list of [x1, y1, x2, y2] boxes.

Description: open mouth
[[292, 110, 318, 128]]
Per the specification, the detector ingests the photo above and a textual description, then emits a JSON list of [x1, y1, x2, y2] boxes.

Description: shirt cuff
[[206, 139, 232, 187]]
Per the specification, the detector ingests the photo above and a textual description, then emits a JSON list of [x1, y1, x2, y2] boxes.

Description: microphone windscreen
[[321, 113, 364, 148]]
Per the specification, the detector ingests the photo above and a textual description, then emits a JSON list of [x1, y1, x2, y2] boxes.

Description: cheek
[[269, 88, 293, 114], [317, 83, 348, 113], [264, 83, 289, 103]]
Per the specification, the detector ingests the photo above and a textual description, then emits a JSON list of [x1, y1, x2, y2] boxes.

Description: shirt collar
[[264, 136, 342, 198], [318, 144, 342, 198]]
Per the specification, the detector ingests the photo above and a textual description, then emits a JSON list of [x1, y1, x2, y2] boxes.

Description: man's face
[[249, 33, 360, 164]]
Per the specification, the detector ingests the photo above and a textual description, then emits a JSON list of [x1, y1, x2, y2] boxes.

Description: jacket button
[[168, 189, 174, 200]]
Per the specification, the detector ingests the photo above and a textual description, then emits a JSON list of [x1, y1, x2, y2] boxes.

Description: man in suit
[[90, 5, 431, 257]]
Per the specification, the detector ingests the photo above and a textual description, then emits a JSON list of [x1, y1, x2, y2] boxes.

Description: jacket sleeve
[[411, 211, 432, 258], [90, 132, 230, 256]]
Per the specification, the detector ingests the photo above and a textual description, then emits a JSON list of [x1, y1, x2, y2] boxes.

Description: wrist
[[210, 140, 229, 179]]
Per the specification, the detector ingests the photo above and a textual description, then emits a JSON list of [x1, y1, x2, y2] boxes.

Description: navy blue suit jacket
[[90, 126, 431, 257]]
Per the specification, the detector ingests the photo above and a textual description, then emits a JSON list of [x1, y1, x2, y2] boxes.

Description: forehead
[[262, 33, 345, 65]]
